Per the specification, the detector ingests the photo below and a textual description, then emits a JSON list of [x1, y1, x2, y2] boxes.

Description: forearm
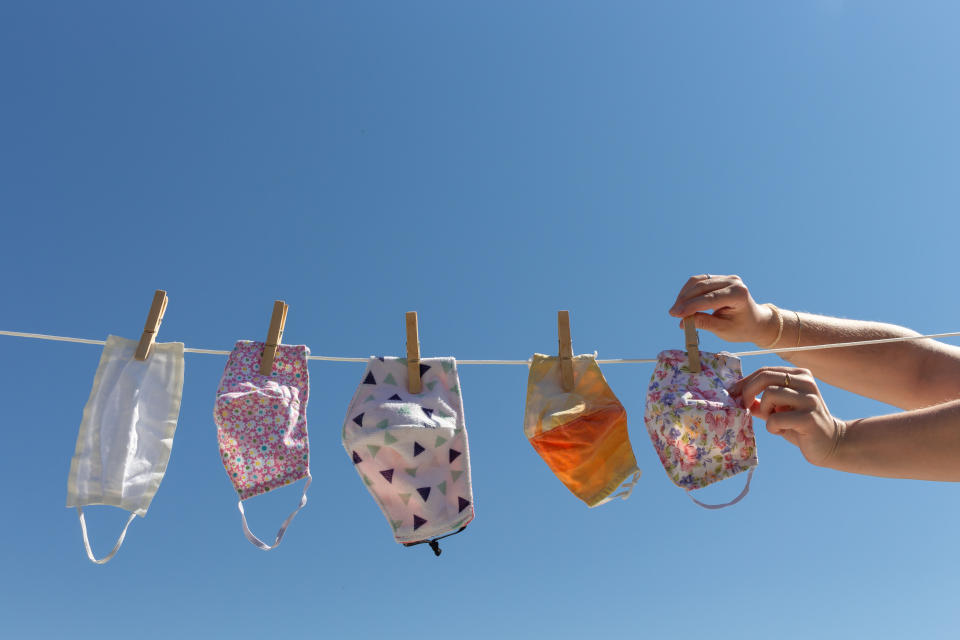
[[759, 308, 960, 410], [669, 275, 960, 409], [822, 400, 960, 481]]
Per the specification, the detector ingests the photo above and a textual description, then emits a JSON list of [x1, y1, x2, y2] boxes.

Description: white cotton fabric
[[67, 335, 185, 517]]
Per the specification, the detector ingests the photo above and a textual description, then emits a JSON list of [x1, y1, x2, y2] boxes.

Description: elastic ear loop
[[76, 507, 138, 565], [237, 471, 312, 550], [686, 467, 754, 510], [593, 469, 643, 506]]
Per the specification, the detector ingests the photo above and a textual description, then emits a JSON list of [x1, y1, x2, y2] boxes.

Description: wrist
[[754, 303, 783, 348], [816, 418, 849, 469]]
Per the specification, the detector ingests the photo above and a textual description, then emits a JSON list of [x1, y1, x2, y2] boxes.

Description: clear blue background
[[1, 2, 958, 638]]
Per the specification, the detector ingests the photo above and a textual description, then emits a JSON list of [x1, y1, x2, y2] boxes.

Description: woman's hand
[[669, 274, 778, 346], [730, 366, 844, 467]]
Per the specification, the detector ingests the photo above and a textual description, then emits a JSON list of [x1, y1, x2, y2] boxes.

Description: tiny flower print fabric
[[643, 349, 757, 508], [343, 357, 474, 553], [523, 354, 641, 507], [214, 341, 311, 550]]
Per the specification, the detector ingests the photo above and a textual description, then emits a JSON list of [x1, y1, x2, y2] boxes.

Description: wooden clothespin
[[684, 316, 701, 373], [134, 290, 168, 361], [558, 310, 574, 391], [406, 311, 421, 394], [259, 300, 289, 376]]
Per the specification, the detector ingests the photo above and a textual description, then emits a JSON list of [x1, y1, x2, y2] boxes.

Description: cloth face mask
[[343, 357, 474, 555], [523, 354, 641, 507], [66, 335, 185, 564], [644, 349, 758, 509], [214, 341, 311, 550]]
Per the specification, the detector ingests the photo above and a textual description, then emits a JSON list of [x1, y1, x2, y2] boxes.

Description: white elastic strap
[[237, 472, 312, 551], [76, 506, 137, 565], [594, 469, 643, 506], [687, 467, 755, 510]]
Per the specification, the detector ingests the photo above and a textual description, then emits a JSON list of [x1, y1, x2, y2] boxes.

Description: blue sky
[[1, 2, 959, 638]]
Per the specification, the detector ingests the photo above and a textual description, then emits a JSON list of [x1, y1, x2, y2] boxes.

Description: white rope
[[0, 331, 107, 346], [2, 329, 960, 365], [733, 331, 960, 356]]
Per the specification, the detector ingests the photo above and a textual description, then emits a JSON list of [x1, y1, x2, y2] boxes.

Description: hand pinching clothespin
[[558, 310, 574, 392], [406, 311, 421, 394], [134, 290, 168, 361], [684, 316, 701, 373], [260, 300, 289, 376]]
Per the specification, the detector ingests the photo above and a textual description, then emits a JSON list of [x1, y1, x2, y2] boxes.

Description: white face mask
[[66, 335, 185, 564]]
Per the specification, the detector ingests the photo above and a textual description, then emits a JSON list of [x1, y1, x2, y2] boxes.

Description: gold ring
[[784, 373, 791, 388]]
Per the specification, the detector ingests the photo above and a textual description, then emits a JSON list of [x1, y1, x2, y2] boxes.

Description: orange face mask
[[523, 354, 641, 507]]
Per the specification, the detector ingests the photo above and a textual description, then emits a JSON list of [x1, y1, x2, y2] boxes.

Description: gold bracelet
[[794, 310, 802, 348], [760, 303, 784, 349]]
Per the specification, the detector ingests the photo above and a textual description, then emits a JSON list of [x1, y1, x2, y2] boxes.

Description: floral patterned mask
[[643, 350, 757, 509], [214, 341, 311, 550]]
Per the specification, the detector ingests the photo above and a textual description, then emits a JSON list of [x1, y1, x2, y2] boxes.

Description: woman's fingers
[[730, 366, 813, 409], [671, 284, 746, 318], [677, 311, 727, 333], [764, 414, 802, 446], [669, 274, 773, 344], [670, 277, 744, 317], [671, 274, 729, 313], [735, 366, 839, 466], [765, 411, 835, 463], [753, 386, 815, 420], [764, 413, 805, 446], [674, 274, 714, 301]]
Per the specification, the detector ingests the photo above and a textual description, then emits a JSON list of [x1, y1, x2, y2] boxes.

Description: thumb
[[765, 414, 801, 447], [691, 311, 724, 334]]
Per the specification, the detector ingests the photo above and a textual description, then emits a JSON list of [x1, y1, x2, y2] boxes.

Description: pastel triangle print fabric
[[214, 341, 312, 549], [523, 354, 641, 507], [342, 357, 475, 545], [644, 350, 758, 504]]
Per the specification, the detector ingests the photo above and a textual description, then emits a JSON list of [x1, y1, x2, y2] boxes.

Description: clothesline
[[3, 329, 960, 364]]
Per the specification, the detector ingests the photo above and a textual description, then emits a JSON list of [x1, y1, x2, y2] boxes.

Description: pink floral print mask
[[214, 341, 311, 550], [644, 350, 757, 509]]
